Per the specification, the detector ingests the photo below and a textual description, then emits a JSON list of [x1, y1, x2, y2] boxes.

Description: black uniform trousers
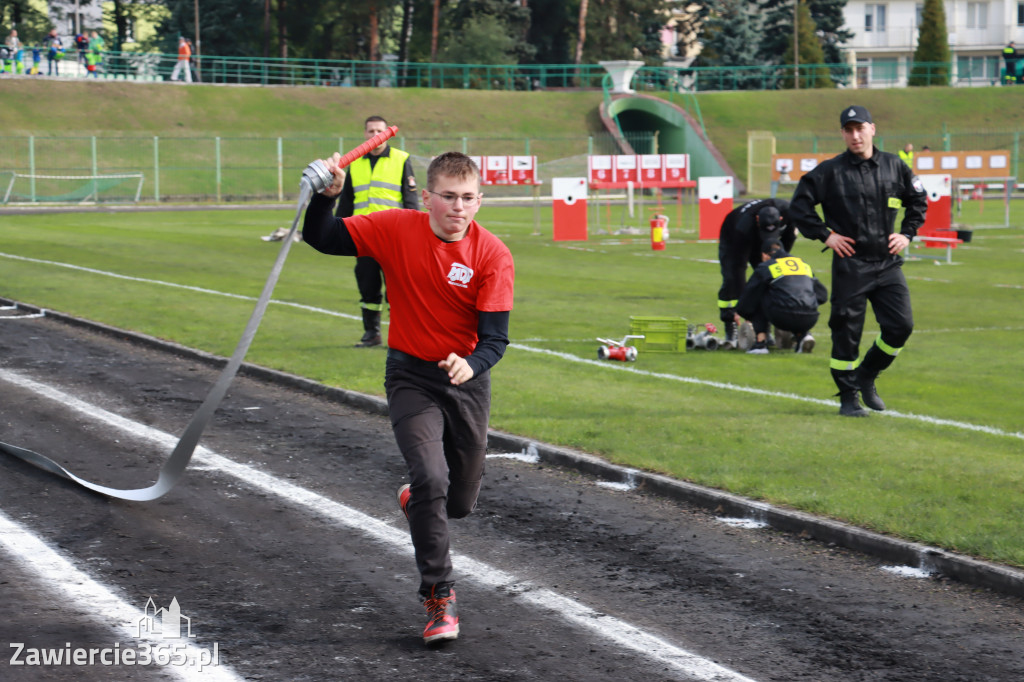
[[829, 255, 913, 369], [384, 350, 491, 596], [355, 256, 385, 310]]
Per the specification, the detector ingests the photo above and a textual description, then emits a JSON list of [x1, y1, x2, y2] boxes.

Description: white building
[[843, 0, 1023, 86]]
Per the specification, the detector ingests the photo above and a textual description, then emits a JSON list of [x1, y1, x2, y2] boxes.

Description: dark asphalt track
[[1, 311, 1023, 681]]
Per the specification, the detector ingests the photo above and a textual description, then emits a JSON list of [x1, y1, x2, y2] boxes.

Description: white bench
[[904, 235, 963, 264]]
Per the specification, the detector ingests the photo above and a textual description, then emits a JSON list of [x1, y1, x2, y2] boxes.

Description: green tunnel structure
[[601, 92, 743, 193]]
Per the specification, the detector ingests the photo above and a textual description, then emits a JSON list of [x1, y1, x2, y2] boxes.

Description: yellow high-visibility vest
[[350, 148, 410, 215]]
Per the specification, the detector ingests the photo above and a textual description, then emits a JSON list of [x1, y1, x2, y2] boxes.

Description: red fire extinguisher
[[650, 214, 669, 251]]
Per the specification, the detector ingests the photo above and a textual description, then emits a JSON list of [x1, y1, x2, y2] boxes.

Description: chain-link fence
[[0, 132, 667, 204]]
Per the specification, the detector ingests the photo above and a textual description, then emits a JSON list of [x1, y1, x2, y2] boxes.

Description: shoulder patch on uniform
[[911, 176, 924, 193], [407, 176, 417, 189]]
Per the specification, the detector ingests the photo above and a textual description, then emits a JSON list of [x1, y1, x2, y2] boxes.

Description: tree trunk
[[575, 0, 589, 65], [263, 0, 271, 59], [431, 0, 440, 62], [369, 3, 379, 61], [279, 0, 288, 59], [399, 0, 414, 81]]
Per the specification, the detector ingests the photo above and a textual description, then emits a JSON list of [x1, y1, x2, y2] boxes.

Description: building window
[[967, 2, 988, 29], [1018, 2, 1024, 25], [958, 55, 999, 82], [871, 58, 898, 84], [916, 4, 924, 25], [866, 4, 887, 32]]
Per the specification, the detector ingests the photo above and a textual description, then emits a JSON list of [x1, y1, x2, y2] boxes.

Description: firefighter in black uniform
[[1003, 41, 1018, 85], [789, 105, 928, 417], [335, 115, 419, 347], [736, 239, 827, 355], [716, 198, 795, 347]]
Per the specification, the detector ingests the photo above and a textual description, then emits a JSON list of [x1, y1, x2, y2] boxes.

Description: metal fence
[[0, 132, 657, 204], [39, 50, 971, 92]]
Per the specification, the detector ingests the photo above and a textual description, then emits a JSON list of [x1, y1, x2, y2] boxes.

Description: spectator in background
[[170, 36, 192, 82], [88, 31, 105, 75], [186, 38, 197, 82], [6, 29, 21, 74], [1003, 41, 1018, 84], [45, 29, 64, 76], [898, 143, 914, 168], [75, 32, 89, 67]]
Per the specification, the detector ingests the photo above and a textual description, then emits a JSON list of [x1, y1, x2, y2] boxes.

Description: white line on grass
[[0, 368, 759, 682], [508, 343, 1024, 442], [3, 252, 1021, 441], [0, 251, 364, 324], [0, 509, 244, 681]]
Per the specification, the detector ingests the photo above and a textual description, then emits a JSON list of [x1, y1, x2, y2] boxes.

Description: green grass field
[[1, 199, 1022, 567]]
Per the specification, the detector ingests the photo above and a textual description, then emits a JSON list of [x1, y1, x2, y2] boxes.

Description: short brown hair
[[427, 152, 480, 190], [364, 115, 387, 127]]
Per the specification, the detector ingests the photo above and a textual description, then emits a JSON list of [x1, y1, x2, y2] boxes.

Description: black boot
[[722, 319, 738, 350], [856, 345, 895, 411], [839, 391, 869, 417], [355, 309, 382, 347], [832, 368, 869, 417], [858, 375, 885, 411]]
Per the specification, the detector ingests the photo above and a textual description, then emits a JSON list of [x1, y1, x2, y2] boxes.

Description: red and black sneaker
[[422, 584, 459, 644], [397, 484, 411, 520]]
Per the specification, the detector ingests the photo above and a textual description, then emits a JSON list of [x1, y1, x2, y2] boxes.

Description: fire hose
[[0, 127, 398, 501]]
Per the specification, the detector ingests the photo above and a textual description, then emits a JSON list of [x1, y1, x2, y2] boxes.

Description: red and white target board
[[917, 174, 955, 246], [698, 176, 734, 240], [467, 156, 540, 186], [587, 154, 692, 190]]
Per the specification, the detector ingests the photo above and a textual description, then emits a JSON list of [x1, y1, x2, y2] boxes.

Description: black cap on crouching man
[[762, 238, 788, 258], [840, 105, 872, 127]]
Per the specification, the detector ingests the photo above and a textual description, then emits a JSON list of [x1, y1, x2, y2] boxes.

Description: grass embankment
[[1, 204, 1022, 568], [4, 80, 1024, 177]]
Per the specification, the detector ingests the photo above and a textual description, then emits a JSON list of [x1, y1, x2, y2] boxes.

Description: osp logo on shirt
[[447, 262, 474, 288]]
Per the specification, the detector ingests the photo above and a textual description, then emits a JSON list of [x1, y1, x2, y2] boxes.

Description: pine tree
[[909, 0, 951, 86], [697, 0, 763, 89], [781, 0, 834, 88], [757, 0, 852, 65]]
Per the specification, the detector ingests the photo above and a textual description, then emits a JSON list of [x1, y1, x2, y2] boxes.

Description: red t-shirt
[[346, 209, 515, 361]]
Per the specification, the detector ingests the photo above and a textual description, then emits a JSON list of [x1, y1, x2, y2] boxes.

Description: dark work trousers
[[751, 304, 819, 338], [717, 230, 759, 323], [355, 256, 385, 309], [829, 256, 913, 365], [384, 350, 491, 596]]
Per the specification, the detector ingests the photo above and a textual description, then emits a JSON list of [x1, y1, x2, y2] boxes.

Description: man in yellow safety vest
[[334, 116, 420, 346]]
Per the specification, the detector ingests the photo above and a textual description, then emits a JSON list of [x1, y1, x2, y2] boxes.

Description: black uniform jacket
[[789, 148, 928, 261], [736, 254, 828, 319]]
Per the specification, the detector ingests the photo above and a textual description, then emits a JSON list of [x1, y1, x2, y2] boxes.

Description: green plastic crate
[[629, 316, 688, 353]]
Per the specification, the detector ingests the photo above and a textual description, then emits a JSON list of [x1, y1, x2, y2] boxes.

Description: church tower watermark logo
[[9, 596, 220, 671]]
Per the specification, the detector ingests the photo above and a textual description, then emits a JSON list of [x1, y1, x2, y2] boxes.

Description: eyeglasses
[[427, 190, 481, 207]]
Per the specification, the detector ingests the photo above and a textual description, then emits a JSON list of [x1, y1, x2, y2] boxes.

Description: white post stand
[[599, 60, 645, 94]]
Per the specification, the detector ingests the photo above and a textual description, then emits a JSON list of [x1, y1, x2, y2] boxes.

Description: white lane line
[[0, 367, 759, 682], [0, 251, 364, 324], [510, 344, 1024, 442], [0, 510, 244, 681]]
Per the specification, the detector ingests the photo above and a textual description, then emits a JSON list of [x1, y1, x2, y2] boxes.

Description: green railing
[[61, 51, 967, 92]]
